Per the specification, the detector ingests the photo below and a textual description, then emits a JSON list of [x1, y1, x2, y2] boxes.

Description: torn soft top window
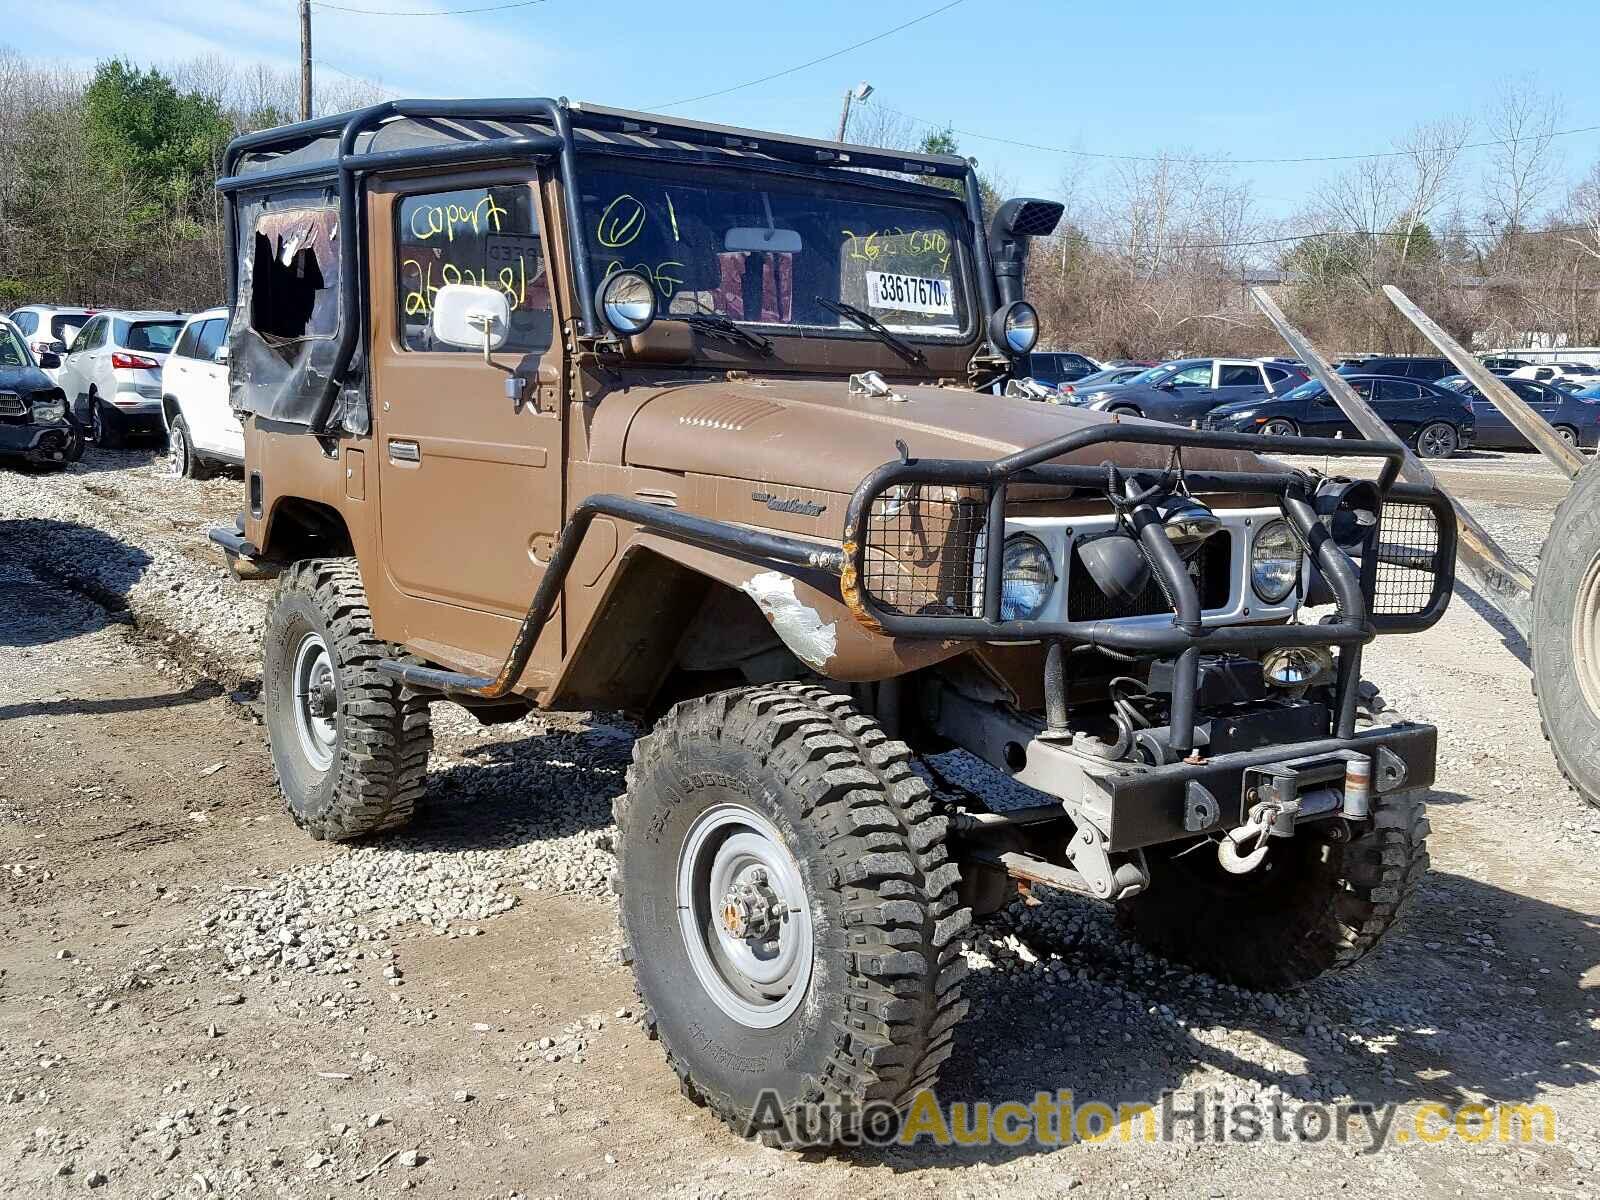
[[227, 186, 360, 432]]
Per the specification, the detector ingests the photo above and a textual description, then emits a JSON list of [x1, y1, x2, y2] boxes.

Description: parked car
[[1023, 350, 1102, 386], [1057, 364, 1151, 397], [1079, 357, 1308, 424], [1203, 374, 1475, 458], [1507, 362, 1600, 389], [1436, 373, 1600, 449], [1481, 355, 1527, 374], [58, 310, 187, 447], [0, 317, 82, 468], [1335, 355, 1453, 382], [160, 307, 239, 477], [7, 305, 95, 382]]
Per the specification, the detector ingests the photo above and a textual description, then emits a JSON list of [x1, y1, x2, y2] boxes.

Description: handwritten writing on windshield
[[842, 228, 951, 274]]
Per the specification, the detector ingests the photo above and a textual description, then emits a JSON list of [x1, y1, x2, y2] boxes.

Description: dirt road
[[2, 448, 1597, 1198]]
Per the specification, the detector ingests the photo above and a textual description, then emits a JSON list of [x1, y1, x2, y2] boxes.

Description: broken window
[[248, 208, 340, 345]]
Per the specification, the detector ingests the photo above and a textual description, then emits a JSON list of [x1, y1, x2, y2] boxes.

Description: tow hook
[[1217, 797, 1299, 874]]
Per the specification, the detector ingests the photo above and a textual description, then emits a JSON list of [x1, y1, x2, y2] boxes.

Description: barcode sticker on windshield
[[865, 271, 954, 315]]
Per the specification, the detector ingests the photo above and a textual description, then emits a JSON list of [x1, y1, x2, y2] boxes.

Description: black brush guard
[[375, 424, 1455, 758]]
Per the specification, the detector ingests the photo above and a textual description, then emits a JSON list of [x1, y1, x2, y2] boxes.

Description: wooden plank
[[1383, 284, 1587, 479], [1248, 286, 1535, 638]]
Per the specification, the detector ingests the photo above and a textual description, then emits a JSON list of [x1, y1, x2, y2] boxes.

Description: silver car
[[58, 311, 187, 447]]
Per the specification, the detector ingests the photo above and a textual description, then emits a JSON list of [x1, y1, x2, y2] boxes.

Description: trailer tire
[[1534, 457, 1600, 809], [263, 558, 433, 840], [615, 683, 969, 1146], [1114, 789, 1429, 990]]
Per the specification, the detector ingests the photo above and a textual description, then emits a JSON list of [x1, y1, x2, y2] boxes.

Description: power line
[[309, 0, 546, 15], [650, 0, 966, 110], [865, 99, 1600, 167]]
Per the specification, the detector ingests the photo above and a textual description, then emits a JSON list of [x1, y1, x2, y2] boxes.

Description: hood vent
[[675, 396, 784, 432]]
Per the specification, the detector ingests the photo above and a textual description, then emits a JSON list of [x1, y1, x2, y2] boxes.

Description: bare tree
[[1481, 77, 1564, 265]]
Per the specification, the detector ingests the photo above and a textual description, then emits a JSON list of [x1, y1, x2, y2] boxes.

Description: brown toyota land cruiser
[[211, 99, 1458, 1146]]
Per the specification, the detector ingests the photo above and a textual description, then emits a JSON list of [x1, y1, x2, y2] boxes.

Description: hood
[[0, 364, 57, 394], [613, 377, 1267, 495], [1208, 396, 1271, 418]]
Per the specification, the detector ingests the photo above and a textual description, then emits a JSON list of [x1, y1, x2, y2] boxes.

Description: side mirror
[[214, 344, 230, 365], [1157, 380, 1177, 391], [430, 284, 510, 361], [48, 340, 67, 354], [38, 352, 60, 370]]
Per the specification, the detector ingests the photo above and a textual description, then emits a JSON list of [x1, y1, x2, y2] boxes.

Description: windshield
[[0, 324, 32, 367], [125, 321, 183, 353], [578, 159, 972, 340], [1280, 377, 1325, 403]]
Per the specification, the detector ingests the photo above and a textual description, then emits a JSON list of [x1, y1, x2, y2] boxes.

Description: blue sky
[[6, 0, 1600, 229]]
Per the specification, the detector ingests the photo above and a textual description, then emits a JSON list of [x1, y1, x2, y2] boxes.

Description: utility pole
[[836, 80, 874, 142], [299, 0, 313, 122]]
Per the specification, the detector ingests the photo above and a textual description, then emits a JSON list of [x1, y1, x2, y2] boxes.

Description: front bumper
[[0, 421, 80, 462], [1091, 722, 1434, 850]]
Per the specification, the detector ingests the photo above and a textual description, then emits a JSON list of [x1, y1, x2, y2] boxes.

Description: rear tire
[[1533, 458, 1600, 809], [1114, 789, 1429, 990], [1555, 425, 1578, 447], [1415, 420, 1458, 459], [91, 398, 124, 449], [262, 559, 432, 840], [615, 684, 969, 1146]]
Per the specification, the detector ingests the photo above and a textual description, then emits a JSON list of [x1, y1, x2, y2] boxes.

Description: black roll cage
[[216, 98, 998, 436]]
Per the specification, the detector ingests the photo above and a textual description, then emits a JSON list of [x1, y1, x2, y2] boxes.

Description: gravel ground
[[2, 446, 1598, 1198]]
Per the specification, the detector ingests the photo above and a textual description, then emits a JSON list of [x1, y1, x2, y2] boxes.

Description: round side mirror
[[988, 301, 1039, 358], [596, 270, 657, 338]]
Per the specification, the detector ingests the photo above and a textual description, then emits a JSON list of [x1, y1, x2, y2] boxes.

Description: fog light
[[1078, 532, 1150, 607], [1158, 495, 1222, 555], [1261, 646, 1334, 687]]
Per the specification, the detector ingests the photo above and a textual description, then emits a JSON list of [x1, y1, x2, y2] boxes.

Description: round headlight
[[1250, 519, 1300, 604], [989, 301, 1039, 357], [1261, 646, 1334, 688], [595, 269, 657, 337], [1000, 533, 1055, 621]]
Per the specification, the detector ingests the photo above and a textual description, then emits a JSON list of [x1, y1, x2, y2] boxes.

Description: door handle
[[388, 439, 421, 464]]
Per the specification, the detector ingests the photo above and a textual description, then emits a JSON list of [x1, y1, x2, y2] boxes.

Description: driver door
[[368, 170, 566, 687]]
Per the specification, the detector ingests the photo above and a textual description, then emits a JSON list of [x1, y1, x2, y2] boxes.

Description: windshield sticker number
[[866, 272, 953, 316]]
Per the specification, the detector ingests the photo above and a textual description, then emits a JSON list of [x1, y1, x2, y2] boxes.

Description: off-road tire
[[1114, 789, 1429, 990], [1533, 457, 1600, 809], [263, 558, 432, 840], [615, 684, 970, 1146]]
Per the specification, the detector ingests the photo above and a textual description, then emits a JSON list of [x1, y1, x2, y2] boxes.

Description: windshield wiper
[[814, 296, 926, 367], [679, 311, 775, 358]]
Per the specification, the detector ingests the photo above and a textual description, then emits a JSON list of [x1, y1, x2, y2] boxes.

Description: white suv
[[160, 308, 239, 477], [8, 305, 95, 383], [58, 310, 187, 447]]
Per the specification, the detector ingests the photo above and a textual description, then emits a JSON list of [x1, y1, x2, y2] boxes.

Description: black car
[[1437, 374, 1600, 450], [1335, 355, 1453, 382], [1023, 350, 1102, 386], [0, 320, 81, 468], [1079, 358, 1308, 425], [1202, 374, 1475, 459]]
